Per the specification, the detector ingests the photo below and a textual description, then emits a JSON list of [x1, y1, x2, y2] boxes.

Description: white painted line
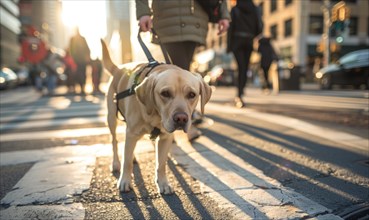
[[0, 106, 106, 123], [0, 116, 106, 132], [0, 125, 126, 142], [172, 132, 342, 219], [0, 145, 106, 206], [206, 103, 368, 152]]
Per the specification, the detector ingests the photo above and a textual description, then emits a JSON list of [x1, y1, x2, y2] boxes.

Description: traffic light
[[331, 1, 350, 44], [331, 1, 350, 22]]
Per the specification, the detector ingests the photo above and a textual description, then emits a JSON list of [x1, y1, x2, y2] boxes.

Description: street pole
[[322, 0, 331, 67]]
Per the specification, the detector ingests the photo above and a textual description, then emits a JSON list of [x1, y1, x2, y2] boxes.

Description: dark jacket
[[258, 37, 278, 68], [69, 34, 91, 64], [227, 0, 262, 52], [136, 0, 230, 45]]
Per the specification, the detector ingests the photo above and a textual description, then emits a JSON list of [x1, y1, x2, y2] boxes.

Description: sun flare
[[61, 0, 107, 59]]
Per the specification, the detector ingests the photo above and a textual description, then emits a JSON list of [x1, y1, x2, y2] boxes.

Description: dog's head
[[135, 65, 212, 133]]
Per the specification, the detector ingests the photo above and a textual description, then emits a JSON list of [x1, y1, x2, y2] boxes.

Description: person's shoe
[[187, 126, 202, 142], [234, 97, 245, 108]]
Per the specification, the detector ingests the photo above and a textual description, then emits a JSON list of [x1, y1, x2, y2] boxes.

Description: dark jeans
[[232, 40, 253, 97], [162, 41, 197, 70], [261, 65, 272, 89]]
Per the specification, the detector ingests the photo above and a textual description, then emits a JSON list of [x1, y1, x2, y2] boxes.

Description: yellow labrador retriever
[[101, 40, 211, 194]]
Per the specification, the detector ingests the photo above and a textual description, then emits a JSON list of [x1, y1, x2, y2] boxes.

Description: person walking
[[63, 49, 77, 93], [258, 37, 278, 92], [90, 58, 103, 94], [135, 0, 230, 141], [227, 0, 263, 108], [42, 49, 64, 96], [69, 28, 90, 95]]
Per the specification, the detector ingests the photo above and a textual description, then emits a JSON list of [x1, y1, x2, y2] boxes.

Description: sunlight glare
[[61, 0, 107, 59]]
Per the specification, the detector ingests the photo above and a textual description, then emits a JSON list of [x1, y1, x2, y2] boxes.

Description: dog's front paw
[[157, 179, 174, 195], [117, 175, 132, 192]]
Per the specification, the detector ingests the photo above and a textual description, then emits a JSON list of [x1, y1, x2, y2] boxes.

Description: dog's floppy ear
[[135, 75, 156, 115], [194, 73, 212, 115]]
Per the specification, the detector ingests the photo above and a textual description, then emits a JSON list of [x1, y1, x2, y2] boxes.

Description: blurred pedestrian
[[63, 49, 77, 93], [136, 0, 230, 141], [69, 28, 90, 95], [258, 37, 278, 92], [227, 0, 263, 108], [90, 58, 103, 94], [42, 49, 65, 95]]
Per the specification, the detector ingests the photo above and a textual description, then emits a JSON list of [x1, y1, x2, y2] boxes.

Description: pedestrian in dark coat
[[227, 0, 263, 108], [258, 37, 278, 90], [69, 28, 90, 94], [90, 58, 103, 94]]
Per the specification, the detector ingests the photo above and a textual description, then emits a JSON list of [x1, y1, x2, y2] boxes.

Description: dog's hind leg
[[156, 133, 174, 194], [118, 132, 140, 192], [107, 89, 121, 173]]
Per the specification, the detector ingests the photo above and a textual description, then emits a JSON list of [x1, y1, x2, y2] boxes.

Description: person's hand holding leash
[[139, 15, 152, 32]]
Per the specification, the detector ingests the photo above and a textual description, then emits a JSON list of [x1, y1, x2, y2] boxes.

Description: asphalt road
[[0, 85, 368, 219]]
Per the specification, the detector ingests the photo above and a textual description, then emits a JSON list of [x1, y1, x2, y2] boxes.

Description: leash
[[138, 28, 172, 65], [114, 28, 169, 140]]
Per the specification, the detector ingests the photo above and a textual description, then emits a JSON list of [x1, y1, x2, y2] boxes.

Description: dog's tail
[[101, 39, 119, 76]]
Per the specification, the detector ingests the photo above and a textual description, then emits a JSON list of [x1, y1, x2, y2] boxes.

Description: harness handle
[[138, 28, 172, 65]]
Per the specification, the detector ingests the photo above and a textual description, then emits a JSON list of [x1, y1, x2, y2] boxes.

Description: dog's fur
[[101, 40, 212, 194]]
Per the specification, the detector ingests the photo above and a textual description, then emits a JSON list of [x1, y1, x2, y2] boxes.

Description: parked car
[[204, 64, 236, 86], [315, 49, 369, 89], [0, 67, 18, 90], [14, 67, 31, 86]]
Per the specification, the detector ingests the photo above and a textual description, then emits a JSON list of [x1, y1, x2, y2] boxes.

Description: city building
[[1, 0, 21, 68], [18, 0, 65, 49], [253, 0, 369, 80]]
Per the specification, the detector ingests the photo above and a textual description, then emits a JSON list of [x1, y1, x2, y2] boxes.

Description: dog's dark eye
[[160, 90, 171, 98], [187, 92, 196, 99]]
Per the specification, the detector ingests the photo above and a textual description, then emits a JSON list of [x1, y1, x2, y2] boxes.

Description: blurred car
[[315, 49, 369, 90], [0, 67, 18, 90], [204, 64, 236, 86], [14, 67, 31, 86]]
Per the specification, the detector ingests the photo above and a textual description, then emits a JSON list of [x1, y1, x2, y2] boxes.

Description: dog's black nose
[[173, 112, 188, 127]]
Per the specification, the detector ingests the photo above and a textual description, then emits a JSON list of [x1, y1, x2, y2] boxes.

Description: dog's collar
[[149, 127, 161, 141]]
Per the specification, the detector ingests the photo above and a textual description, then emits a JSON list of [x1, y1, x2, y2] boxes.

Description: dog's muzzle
[[173, 112, 188, 130]]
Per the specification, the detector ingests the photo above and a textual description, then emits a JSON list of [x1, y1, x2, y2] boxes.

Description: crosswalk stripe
[[0, 116, 106, 132], [172, 132, 341, 219], [0, 126, 126, 142]]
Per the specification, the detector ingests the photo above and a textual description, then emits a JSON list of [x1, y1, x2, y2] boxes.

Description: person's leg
[[263, 65, 272, 89], [76, 63, 86, 94], [233, 49, 247, 98], [35, 76, 43, 92], [261, 66, 269, 89], [47, 74, 57, 95], [162, 41, 197, 70]]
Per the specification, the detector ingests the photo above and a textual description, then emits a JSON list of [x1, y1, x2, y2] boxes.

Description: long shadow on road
[[201, 114, 369, 211]]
